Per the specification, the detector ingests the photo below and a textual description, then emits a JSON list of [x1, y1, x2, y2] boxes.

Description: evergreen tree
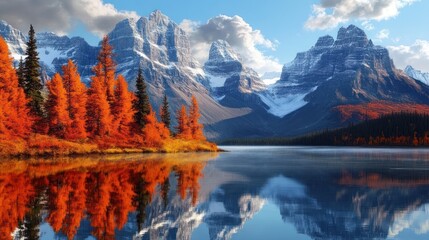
[[17, 57, 25, 88], [133, 67, 150, 129], [160, 93, 171, 130], [23, 25, 44, 117]]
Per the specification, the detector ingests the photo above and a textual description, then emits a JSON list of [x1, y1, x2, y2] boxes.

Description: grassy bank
[[0, 134, 219, 158]]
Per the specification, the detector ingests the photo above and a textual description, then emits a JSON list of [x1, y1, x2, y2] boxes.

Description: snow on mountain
[[258, 86, 318, 117], [404, 65, 429, 86], [202, 39, 268, 111], [0, 20, 26, 60], [204, 40, 245, 90]]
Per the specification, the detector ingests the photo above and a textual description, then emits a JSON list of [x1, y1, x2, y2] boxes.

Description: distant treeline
[[221, 112, 429, 147]]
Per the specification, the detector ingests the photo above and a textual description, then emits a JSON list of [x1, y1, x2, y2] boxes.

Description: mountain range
[[1, 10, 428, 140]]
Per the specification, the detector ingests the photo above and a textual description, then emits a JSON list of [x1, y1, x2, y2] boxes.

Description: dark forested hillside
[[222, 112, 429, 147]]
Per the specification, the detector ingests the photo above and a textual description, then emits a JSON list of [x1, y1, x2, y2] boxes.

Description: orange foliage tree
[[188, 95, 205, 140], [112, 75, 134, 136], [0, 37, 33, 137], [0, 173, 34, 238], [86, 64, 114, 138], [142, 107, 170, 147], [176, 162, 205, 205], [97, 36, 116, 106], [61, 60, 87, 140], [175, 105, 192, 140], [46, 73, 71, 138]]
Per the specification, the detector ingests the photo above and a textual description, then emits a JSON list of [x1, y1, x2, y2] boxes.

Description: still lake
[[4, 146, 429, 239]]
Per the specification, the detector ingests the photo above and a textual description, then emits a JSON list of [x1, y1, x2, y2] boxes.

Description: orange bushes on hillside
[[335, 101, 429, 122]]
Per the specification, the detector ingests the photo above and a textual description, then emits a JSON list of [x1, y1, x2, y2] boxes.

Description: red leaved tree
[[0, 37, 33, 137], [86, 64, 113, 138], [61, 60, 87, 140], [188, 95, 205, 140], [143, 107, 170, 147], [175, 105, 192, 140], [46, 73, 71, 138], [112, 75, 134, 136]]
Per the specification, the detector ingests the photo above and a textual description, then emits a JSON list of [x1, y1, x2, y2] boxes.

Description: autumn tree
[[86, 37, 119, 138], [133, 67, 151, 130], [112, 75, 134, 135], [46, 73, 71, 138], [160, 93, 171, 130], [142, 107, 170, 147], [61, 60, 87, 139], [188, 95, 205, 140], [23, 25, 44, 118], [176, 105, 191, 139], [0, 37, 32, 137], [98, 36, 116, 107], [86, 64, 113, 138]]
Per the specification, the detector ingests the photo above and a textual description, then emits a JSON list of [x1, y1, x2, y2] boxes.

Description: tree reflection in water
[[0, 153, 213, 240]]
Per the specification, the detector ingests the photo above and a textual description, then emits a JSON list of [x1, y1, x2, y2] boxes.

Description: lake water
[[3, 147, 429, 239]]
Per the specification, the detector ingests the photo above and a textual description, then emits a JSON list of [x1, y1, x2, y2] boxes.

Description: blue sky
[[1, 0, 428, 74]]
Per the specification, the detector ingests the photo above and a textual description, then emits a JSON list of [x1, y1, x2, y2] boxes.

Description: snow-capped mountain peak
[[209, 40, 240, 63], [405, 65, 429, 86], [0, 20, 27, 60]]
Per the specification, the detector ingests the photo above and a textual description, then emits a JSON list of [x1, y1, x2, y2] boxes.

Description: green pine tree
[[17, 57, 25, 88], [24, 25, 44, 117], [133, 67, 151, 129], [160, 93, 171, 130]]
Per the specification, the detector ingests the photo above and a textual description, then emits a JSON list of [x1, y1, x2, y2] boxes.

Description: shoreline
[[0, 135, 220, 158]]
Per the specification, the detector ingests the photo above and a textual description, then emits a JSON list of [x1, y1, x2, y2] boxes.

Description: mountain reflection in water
[[3, 147, 429, 240]]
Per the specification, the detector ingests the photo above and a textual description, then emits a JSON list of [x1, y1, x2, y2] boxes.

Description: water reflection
[[0, 153, 214, 240], [3, 147, 429, 239]]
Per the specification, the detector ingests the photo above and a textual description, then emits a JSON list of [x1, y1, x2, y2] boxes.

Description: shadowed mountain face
[[2, 15, 429, 139]]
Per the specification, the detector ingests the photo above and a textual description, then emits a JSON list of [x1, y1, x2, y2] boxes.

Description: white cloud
[[305, 0, 418, 30], [180, 15, 282, 75], [361, 21, 374, 31], [376, 29, 390, 41], [387, 40, 429, 72], [0, 0, 138, 37]]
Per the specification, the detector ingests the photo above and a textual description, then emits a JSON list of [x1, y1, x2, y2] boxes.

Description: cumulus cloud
[[180, 15, 282, 75], [387, 40, 429, 72], [0, 0, 138, 37], [305, 0, 417, 30], [376, 29, 390, 41]]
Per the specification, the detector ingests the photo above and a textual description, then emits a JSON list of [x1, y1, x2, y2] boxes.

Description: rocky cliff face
[[36, 32, 99, 82]]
